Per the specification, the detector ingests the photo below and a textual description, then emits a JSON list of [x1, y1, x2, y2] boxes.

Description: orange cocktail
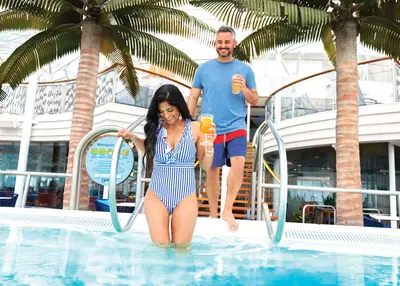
[[199, 114, 213, 146], [232, 74, 241, 94], [200, 117, 213, 134]]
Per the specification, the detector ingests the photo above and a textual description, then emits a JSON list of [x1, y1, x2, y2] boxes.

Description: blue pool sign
[[85, 136, 134, 186]]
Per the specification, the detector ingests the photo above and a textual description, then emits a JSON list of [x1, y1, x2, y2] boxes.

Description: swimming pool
[[0, 208, 399, 285]]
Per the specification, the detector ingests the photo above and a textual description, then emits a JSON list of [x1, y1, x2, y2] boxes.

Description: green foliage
[[321, 23, 336, 66], [322, 193, 336, 207], [0, 0, 216, 98], [0, 10, 49, 31], [290, 212, 303, 223]]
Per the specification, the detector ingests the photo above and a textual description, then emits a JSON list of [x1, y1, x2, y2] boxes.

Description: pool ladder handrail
[[254, 120, 288, 244], [255, 120, 400, 243], [109, 115, 146, 232]]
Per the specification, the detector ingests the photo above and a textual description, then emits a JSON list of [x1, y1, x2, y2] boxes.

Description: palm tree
[[190, 0, 400, 226], [0, 0, 215, 209]]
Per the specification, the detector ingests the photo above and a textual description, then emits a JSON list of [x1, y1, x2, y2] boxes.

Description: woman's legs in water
[[144, 190, 170, 244], [171, 192, 198, 244]]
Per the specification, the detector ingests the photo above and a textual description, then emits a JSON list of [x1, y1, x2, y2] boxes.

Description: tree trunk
[[63, 20, 102, 210], [334, 20, 363, 226]]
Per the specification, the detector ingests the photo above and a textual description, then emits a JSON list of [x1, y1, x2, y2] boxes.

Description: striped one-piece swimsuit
[[148, 119, 197, 214]]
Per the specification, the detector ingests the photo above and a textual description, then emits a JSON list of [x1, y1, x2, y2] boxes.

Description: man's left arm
[[242, 86, 258, 106]]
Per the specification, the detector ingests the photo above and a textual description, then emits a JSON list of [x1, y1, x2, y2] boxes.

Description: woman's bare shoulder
[[190, 120, 201, 140]]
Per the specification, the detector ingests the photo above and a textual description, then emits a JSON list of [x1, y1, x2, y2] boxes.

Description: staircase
[[197, 142, 276, 220]]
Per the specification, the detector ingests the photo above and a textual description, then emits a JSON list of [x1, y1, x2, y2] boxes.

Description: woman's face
[[158, 101, 180, 125]]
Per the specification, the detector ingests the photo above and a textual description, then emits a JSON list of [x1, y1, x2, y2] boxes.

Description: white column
[[220, 165, 230, 215], [389, 143, 397, 229], [14, 73, 38, 207]]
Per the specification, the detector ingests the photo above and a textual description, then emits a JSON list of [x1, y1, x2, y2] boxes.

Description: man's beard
[[217, 48, 232, 57]]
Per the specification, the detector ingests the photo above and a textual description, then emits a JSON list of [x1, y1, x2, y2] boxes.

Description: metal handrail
[[0, 170, 71, 208], [263, 182, 400, 221], [262, 202, 275, 243], [266, 120, 288, 244], [70, 125, 129, 210], [109, 115, 147, 232], [302, 204, 336, 224], [263, 159, 280, 183]]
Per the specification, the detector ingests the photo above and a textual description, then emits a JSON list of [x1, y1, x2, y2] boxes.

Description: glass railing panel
[[0, 66, 190, 115], [266, 58, 400, 124], [0, 85, 27, 114], [0, 174, 66, 209], [267, 71, 337, 123], [114, 68, 190, 109], [34, 84, 64, 115]]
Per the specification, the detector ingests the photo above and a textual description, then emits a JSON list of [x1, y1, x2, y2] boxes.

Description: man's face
[[216, 32, 236, 58]]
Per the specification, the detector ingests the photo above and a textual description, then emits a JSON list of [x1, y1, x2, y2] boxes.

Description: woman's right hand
[[117, 129, 134, 140]]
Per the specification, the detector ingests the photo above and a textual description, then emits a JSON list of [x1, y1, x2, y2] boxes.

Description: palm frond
[[105, 25, 199, 81], [360, 16, 400, 60], [0, 24, 81, 88], [104, 0, 191, 12], [321, 23, 336, 66], [243, 0, 331, 25], [189, 0, 277, 30], [102, 27, 139, 97], [110, 5, 215, 46], [48, 6, 83, 28], [0, 0, 75, 13], [359, 0, 400, 22], [190, 0, 331, 27], [0, 10, 50, 31], [233, 45, 251, 62], [236, 20, 322, 60]]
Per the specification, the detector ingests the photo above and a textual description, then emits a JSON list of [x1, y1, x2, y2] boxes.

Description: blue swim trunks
[[211, 129, 247, 168]]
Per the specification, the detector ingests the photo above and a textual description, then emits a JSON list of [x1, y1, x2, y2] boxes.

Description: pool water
[[0, 225, 399, 285]]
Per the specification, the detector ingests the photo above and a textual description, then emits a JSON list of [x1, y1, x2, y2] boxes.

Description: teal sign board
[[86, 136, 134, 186]]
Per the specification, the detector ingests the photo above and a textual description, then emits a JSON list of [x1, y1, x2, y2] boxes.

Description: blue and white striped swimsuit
[[148, 119, 197, 214]]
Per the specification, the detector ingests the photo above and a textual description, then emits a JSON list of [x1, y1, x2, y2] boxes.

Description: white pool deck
[[1, 207, 400, 257]]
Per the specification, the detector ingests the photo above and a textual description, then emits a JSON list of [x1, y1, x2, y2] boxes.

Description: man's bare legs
[[222, 156, 245, 231], [206, 167, 221, 218]]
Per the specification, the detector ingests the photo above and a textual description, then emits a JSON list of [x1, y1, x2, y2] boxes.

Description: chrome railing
[[255, 119, 400, 244], [69, 114, 146, 210], [108, 115, 147, 232], [302, 204, 336, 224], [252, 118, 288, 244], [0, 170, 72, 208], [266, 57, 400, 124]]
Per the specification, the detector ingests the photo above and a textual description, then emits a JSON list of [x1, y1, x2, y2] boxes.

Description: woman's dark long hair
[[144, 84, 193, 173]]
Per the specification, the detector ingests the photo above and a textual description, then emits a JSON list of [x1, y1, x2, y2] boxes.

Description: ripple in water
[[0, 225, 399, 285]]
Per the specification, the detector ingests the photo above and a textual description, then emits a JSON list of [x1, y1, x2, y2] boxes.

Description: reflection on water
[[0, 225, 399, 285]]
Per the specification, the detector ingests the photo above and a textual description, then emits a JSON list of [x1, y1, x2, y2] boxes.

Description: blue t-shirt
[[192, 59, 256, 134]]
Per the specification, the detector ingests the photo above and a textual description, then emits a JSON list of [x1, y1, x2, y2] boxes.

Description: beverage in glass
[[232, 74, 241, 94], [199, 114, 213, 146]]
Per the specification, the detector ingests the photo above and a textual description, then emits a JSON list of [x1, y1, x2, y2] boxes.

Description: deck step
[[197, 211, 278, 221], [197, 197, 272, 205]]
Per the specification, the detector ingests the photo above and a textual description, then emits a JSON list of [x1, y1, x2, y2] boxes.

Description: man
[[188, 26, 259, 230]]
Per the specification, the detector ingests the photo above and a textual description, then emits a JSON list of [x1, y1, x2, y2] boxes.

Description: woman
[[117, 84, 215, 245]]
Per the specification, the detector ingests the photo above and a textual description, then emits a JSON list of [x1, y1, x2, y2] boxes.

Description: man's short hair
[[217, 26, 236, 40]]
